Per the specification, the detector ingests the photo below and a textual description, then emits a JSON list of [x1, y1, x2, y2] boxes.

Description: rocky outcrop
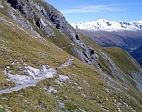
[[59, 58, 74, 68], [130, 56, 142, 91], [132, 71, 142, 91], [36, 19, 54, 37], [100, 50, 142, 91], [100, 50, 117, 73], [1, 1, 142, 112], [0, 64, 57, 95], [5, 0, 100, 67], [0, 1, 4, 8], [6, 8, 41, 38], [6, 9, 32, 30], [7, 0, 28, 17], [77, 40, 99, 67]]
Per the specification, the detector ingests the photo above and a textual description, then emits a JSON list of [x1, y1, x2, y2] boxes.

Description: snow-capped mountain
[[1, 0, 142, 111], [71, 19, 142, 31]]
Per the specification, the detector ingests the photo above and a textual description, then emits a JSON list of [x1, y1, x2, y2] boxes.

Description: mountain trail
[[0, 58, 74, 95]]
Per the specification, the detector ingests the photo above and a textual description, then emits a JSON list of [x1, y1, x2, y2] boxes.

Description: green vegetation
[[104, 47, 138, 75], [0, 0, 142, 111]]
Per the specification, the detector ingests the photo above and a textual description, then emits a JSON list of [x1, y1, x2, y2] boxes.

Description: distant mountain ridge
[[73, 20, 142, 66], [71, 19, 142, 31]]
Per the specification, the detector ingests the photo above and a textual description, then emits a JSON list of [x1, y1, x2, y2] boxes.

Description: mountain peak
[[71, 19, 142, 31]]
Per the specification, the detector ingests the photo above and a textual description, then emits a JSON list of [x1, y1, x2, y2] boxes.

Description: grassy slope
[[131, 45, 142, 66], [0, 11, 106, 111], [104, 47, 138, 75], [0, 4, 142, 112], [78, 32, 140, 89]]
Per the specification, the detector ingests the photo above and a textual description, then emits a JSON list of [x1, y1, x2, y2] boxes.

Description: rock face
[[6, 8, 41, 38], [132, 71, 142, 91], [7, 0, 28, 16], [2, 0, 142, 91], [6, 0, 100, 68], [36, 18, 54, 37]]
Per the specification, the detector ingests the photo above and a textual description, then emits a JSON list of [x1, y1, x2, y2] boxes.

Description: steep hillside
[[72, 20, 142, 66], [3, 0, 101, 67], [77, 30, 142, 53], [0, 0, 142, 111], [131, 45, 142, 66]]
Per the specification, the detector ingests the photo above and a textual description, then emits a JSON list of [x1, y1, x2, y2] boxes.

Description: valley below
[[72, 23, 142, 66]]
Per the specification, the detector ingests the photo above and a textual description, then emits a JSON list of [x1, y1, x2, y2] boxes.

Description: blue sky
[[45, 0, 142, 23]]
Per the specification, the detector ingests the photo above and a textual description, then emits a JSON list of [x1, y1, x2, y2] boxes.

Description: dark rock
[[7, 0, 28, 18], [29, 6, 37, 17], [36, 19, 54, 36], [83, 51, 88, 58], [76, 35, 80, 40], [5, 0, 101, 68], [90, 49, 94, 55]]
